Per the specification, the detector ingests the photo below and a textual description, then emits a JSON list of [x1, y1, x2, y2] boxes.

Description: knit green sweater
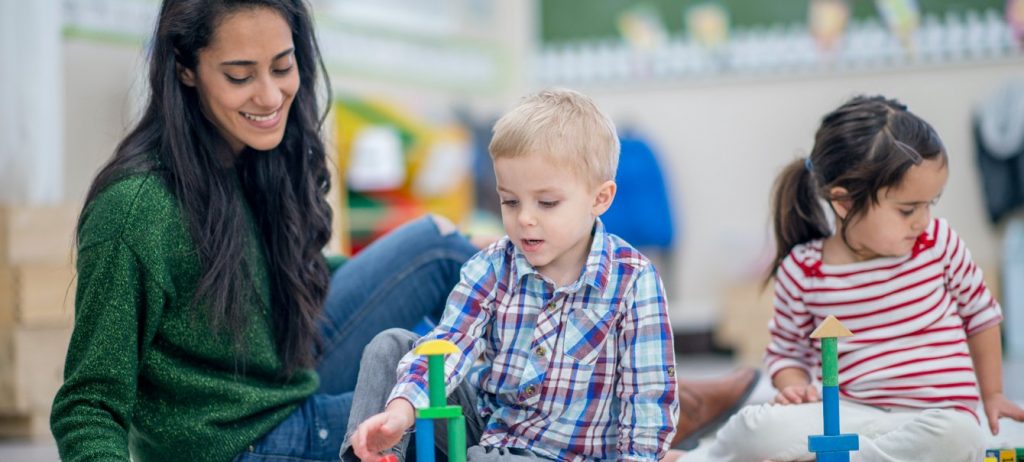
[[51, 174, 318, 462]]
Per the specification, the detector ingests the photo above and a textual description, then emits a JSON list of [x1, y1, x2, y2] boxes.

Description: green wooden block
[[417, 405, 463, 420]]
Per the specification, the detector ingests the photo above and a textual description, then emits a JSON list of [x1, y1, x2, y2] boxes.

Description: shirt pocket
[[562, 306, 616, 365]]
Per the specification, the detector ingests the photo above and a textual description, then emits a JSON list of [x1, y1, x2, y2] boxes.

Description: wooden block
[[0, 264, 76, 327], [0, 410, 52, 439], [715, 281, 774, 366], [0, 326, 72, 414], [0, 204, 78, 266]]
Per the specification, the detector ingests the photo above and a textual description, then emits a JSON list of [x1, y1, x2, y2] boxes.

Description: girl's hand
[[350, 400, 415, 461], [983, 392, 1024, 435], [772, 384, 820, 405]]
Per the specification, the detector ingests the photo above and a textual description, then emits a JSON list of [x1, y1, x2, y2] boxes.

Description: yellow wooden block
[[0, 264, 76, 327], [1000, 449, 1015, 462], [416, 339, 459, 356], [810, 315, 854, 338], [0, 204, 78, 266]]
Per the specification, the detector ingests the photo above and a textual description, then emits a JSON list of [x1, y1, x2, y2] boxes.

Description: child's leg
[[339, 328, 485, 462], [854, 408, 983, 462], [339, 328, 419, 461], [704, 402, 822, 461], [466, 446, 550, 461]]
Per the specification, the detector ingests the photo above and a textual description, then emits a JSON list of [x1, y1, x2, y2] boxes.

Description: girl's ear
[[591, 180, 617, 216], [829, 186, 852, 220]]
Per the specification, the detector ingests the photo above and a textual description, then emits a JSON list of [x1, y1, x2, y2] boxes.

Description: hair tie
[[804, 157, 814, 172]]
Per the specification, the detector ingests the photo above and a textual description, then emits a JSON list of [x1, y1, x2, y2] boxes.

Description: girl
[[704, 95, 1024, 461]]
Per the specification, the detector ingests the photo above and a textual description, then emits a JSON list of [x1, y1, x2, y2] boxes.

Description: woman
[[50, 1, 755, 461]]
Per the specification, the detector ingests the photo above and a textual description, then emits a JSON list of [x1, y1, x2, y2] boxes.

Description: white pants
[[701, 400, 984, 462]]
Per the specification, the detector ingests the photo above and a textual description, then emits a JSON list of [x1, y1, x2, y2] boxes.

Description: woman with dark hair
[[50, 1, 755, 461], [50, 1, 477, 461]]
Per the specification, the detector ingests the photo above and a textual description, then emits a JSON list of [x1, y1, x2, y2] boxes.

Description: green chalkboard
[[541, 0, 1004, 43]]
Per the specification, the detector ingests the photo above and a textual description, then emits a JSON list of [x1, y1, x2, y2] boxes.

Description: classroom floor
[[3, 355, 1022, 462]]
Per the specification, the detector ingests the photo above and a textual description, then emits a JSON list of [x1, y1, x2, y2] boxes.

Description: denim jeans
[[234, 216, 478, 462]]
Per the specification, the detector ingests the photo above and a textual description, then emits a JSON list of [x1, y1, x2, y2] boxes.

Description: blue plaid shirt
[[389, 220, 678, 461]]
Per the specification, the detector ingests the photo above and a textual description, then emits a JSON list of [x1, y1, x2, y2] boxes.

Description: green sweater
[[51, 174, 319, 462]]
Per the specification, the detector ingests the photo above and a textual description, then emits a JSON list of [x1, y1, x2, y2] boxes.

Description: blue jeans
[[235, 216, 478, 462]]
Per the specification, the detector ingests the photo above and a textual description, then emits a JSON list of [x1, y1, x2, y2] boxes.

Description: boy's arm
[[387, 252, 498, 409], [615, 265, 678, 461]]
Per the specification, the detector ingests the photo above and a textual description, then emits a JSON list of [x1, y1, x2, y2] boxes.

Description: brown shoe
[[671, 366, 760, 450]]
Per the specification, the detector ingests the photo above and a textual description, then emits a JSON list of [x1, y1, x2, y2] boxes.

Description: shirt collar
[[509, 218, 612, 293]]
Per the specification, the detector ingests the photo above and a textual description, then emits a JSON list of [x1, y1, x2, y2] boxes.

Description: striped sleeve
[[939, 221, 1002, 335], [765, 255, 817, 379]]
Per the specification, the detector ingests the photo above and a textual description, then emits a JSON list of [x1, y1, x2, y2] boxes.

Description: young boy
[[342, 89, 679, 461]]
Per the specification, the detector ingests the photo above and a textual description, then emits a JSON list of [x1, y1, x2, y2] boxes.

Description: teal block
[[816, 450, 851, 462], [808, 434, 859, 452]]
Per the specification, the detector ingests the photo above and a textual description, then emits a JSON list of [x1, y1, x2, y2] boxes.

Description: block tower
[[807, 315, 859, 462], [413, 339, 467, 462]]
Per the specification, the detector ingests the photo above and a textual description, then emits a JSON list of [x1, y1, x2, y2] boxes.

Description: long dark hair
[[80, 0, 332, 373], [768, 95, 946, 280]]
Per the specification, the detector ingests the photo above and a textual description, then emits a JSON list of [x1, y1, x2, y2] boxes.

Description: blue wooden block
[[816, 450, 851, 462], [416, 418, 434, 462], [822, 386, 840, 435], [808, 433, 859, 452]]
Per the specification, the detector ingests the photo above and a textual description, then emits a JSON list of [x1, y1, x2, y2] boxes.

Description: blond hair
[[489, 88, 619, 184]]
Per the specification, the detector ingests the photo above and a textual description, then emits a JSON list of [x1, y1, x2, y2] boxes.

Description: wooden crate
[[715, 281, 774, 366], [0, 205, 78, 266], [0, 264, 76, 327], [0, 326, 72, 416], [0, 410, 51, 439]]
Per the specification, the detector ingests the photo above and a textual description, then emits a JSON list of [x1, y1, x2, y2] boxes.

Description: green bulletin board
[[541, 0, 1004, 43]]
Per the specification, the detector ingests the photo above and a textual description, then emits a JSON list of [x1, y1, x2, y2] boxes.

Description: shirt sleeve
[[941, 223, 1002, 335], [388, 251, 497, 408], [616, 263, 678, 460], [50, 238, 149, 462], [764, 258, 818, 381]]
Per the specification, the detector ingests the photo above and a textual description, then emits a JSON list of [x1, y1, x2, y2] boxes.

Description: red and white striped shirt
[[765, 218, 1002, 419]]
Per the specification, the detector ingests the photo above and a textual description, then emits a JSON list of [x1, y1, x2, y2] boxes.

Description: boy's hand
[[772, 384, 820, 405], [350, 399, 416, 461], [982, 392, 1024, 435]]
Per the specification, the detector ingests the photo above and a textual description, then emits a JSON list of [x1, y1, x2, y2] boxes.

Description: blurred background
[[2, 0, 1024, 457]]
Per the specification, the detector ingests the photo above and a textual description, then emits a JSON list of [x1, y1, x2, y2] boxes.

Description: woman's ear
[[591, 180, 617, 216], [177, 63, 196, 87], [829, 186, 851, 220]]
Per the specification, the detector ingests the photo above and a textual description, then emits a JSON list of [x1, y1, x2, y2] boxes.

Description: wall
[[578, 59, 1024, 325]]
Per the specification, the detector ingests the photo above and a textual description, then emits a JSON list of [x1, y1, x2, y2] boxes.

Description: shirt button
[[547, 302, 556, 310], [318, 429, 329, 440], [667, 366, 676, 377], [535, 346, 546, 357]]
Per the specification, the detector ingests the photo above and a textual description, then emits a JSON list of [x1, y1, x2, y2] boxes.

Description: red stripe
[[839, 338, 965, 371], [844, 354, 971, 384], [806, 272, 942, 308]]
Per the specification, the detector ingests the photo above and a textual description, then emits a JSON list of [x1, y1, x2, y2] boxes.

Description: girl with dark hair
[[49, 1, 479, 461], [693, 95, 1024, 461]]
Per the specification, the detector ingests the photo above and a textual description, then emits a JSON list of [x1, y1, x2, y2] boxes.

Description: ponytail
[[768, 157, 830, 282]]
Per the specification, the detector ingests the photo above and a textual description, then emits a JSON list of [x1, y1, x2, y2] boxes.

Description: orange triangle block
[[810, 315, 854, 338]]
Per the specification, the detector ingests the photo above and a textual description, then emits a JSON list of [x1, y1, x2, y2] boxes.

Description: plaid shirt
[[389, 220, 678, 461]]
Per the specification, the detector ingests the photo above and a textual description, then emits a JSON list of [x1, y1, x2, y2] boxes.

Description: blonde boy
[[343, 89, 679, 462]]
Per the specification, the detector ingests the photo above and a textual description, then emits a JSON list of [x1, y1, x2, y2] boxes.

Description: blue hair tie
[[804, 157, 813, 172]]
